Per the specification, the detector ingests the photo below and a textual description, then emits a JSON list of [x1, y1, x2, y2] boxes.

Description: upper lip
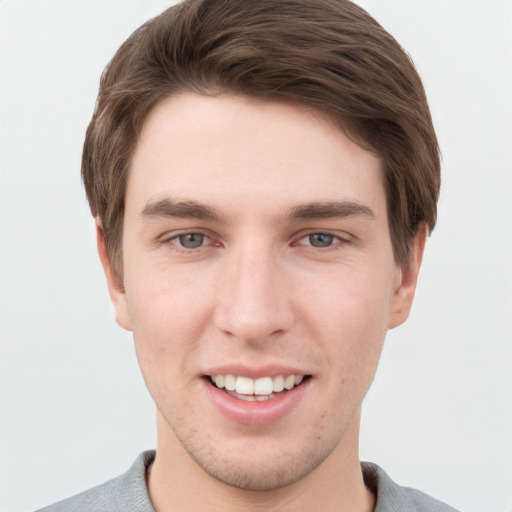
[[202, 364, 310, 379]]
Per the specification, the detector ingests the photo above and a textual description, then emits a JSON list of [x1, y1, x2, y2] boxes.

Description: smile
[[202, 371, 312, 425], [208, 374, 307, 401]]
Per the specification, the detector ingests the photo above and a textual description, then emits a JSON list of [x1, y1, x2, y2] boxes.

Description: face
[[100, 93, 423, 491]]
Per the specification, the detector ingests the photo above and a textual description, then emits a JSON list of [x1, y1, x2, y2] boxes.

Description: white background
[[1, 1, 511, 511]]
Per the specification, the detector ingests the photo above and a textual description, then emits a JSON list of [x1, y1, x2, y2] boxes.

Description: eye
[[171, 233, 210, 249], [297, 233, 343, 248]]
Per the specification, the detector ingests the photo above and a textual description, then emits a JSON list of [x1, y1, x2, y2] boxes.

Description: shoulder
[[35, 478, 115, 512], [362, 462, 460, 512], [35, 451, 156, 512]]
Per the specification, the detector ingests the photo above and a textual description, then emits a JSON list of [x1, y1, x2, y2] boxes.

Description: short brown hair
[[83, 0, 440, 273]]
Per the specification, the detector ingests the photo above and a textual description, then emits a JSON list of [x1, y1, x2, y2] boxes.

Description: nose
[[214, 246, 294, 345]]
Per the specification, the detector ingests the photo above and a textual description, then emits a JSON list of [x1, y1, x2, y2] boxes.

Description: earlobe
[[95, 221, 132, 331], [388, 226, 427, 330]]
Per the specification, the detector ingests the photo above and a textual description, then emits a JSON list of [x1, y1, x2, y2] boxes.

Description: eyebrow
[[287, 201, 374, 221], [141, 199, 221, 221], [140, 198, 374, 222]]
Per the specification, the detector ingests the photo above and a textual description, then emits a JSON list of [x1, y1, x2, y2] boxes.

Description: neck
[[147, 412, 375, 512]]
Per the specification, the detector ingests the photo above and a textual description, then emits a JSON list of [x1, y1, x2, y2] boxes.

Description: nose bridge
[[215, 241, 293, 342]]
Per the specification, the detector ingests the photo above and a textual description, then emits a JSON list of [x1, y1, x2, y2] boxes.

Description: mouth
[[205, 374, 311, 402]]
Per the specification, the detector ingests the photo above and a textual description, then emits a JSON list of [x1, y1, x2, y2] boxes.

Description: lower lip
[[201, 378, 311, 426]]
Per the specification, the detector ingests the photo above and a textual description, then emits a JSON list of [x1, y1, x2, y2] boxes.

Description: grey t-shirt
[[36, 451, 460, 512]]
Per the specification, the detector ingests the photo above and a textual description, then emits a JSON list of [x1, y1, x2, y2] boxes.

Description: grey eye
[[308, 233, 335, 247], [177, 233, 205, 249]]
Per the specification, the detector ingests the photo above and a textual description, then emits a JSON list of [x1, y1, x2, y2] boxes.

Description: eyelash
[[160, 229, 350, 254], [162, 231, 214, 252], [294, 231, 350, 250]]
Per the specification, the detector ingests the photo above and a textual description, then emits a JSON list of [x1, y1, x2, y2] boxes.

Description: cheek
[[127, 262, 212, 329], [302, 264, 394, 370], [307, 261, 394, 326], [124, 268, 214, 379]]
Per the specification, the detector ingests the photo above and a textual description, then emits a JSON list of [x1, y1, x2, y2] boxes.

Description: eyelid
[[159, 229, 219, 249], [294, 230, 352, 245], [174, 233, 210, 247]]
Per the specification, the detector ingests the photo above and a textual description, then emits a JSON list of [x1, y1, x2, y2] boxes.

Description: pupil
[[310, 233, 333, 247], [180, 233, 204, 248]]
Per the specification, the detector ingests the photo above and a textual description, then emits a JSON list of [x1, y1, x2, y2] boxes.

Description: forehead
[[127, 93, 386, 220]]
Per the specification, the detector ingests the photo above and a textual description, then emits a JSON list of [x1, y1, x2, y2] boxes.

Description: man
[[38, 0, 459, 510]]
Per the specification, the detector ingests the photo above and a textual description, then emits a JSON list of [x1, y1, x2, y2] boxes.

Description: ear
[[96, 220, 132, 331], [388, 226, 427, 330]]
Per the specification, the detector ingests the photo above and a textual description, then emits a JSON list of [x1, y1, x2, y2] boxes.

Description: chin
[[193, 447, 326, 491], [170, 420, 344, 492]]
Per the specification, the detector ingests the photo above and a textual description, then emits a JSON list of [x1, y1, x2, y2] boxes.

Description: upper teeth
[[211, 375, 304, 395]]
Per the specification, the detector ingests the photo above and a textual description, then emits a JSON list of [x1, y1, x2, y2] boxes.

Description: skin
[[98, 93, 425, 512]]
